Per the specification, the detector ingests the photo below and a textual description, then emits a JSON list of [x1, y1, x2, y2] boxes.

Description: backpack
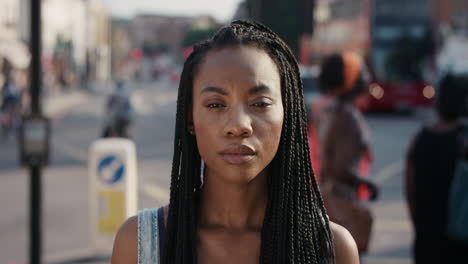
[[447, 125, 468, 245], [108, 94, 132, 121]]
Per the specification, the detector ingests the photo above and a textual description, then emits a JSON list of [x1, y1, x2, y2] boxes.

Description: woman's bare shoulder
[[111, 216, 138, 264], [329, 221, 360, 264]]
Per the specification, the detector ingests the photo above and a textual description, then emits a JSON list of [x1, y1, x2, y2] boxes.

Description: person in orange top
[[308, 53, 374, 200], [314, 52, 379, 254]]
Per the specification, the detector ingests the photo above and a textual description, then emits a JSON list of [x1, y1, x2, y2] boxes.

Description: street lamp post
[[30, 0, 41, 114], [29, 0, 42, 263], [22, 1, 50, 263]]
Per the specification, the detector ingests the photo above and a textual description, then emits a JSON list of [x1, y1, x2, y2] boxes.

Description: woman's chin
[[221, 173, 258, 185], [208, 168, 262, 185]]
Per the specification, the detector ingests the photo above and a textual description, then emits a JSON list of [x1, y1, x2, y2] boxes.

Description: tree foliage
[[246, 0, 313, 57], [183, 27, 218, 47]]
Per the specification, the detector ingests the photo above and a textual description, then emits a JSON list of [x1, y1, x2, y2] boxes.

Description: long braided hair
[[164, 20, 335, 264]]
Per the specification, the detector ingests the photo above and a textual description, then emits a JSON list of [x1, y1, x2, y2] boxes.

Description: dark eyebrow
[[200, 84, 272, 96], [249, 84, 272, 95], [200, 86, 228, 96]]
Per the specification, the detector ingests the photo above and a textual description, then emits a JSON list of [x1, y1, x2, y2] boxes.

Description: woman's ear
[[187, 110, 195, 136], [188, 123, 195, 136]]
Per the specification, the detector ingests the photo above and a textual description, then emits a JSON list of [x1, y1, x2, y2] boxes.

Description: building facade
[[130, 14, 217, 58], [0, 0, 30, 70]]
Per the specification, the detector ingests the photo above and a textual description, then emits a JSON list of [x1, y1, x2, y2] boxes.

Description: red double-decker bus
[[309, 0, 436, 112]]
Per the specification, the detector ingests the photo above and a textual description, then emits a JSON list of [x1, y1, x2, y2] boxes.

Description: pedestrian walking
[[1, 73, 22, 138], [111, 20, 359, 264], [405, 73, 468, 263], [315, 52, 379, 255], [102, 80, 133, 138]]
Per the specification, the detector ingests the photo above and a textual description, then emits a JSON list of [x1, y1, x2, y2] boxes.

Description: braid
[[163, 20, 335, 264]]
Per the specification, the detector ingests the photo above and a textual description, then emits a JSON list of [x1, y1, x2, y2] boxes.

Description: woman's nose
[[223, 106, 253, 137]]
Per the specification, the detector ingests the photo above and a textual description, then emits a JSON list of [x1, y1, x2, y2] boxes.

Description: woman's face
[[192, 46, 283, 184]]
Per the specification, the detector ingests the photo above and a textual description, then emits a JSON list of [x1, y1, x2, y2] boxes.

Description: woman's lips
[[220, 153, 255, 165], [220, 144, 256, 165]]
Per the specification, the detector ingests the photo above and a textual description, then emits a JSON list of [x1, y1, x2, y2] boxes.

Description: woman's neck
[[198, 169, 268, 231]]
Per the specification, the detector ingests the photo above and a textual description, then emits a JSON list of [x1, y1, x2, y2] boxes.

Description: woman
[[111, 20, 358, 264], [315, 53, 378, 253], [405, 74, 468, 263]]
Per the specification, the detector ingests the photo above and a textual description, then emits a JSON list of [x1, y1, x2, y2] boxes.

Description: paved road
[[0, 78, 435, 264]]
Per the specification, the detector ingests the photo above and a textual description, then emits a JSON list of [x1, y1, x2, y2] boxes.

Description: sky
[[102, 0, 244, 23]]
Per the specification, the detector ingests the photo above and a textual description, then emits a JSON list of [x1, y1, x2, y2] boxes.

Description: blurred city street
[[1, 0, 467, 263], [0, 76, 434, 264]]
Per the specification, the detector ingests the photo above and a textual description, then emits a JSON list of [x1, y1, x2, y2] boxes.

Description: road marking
[[374, 159, 403, 184], [130, 89, 177, 115], [374, 218, 412, 232], [57, 141, 88, 162], [131, 92, 153, 114], [44, 91, 89, 122], [141, 183, 170, 202]]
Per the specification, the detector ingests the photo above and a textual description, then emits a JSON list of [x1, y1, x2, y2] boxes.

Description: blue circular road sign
[[97, 155, 125, 184]]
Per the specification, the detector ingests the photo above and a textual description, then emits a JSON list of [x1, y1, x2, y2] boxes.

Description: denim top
[[138, 207, 165, 264]]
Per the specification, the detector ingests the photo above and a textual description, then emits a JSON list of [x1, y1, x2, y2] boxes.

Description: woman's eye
[[206, 103, 225, 108], [252, 102, 272, 108]]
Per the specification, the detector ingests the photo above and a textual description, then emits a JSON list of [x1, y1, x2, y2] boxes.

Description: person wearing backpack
[[405, 73, 468, 263], [102, 80, 134, 138]]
